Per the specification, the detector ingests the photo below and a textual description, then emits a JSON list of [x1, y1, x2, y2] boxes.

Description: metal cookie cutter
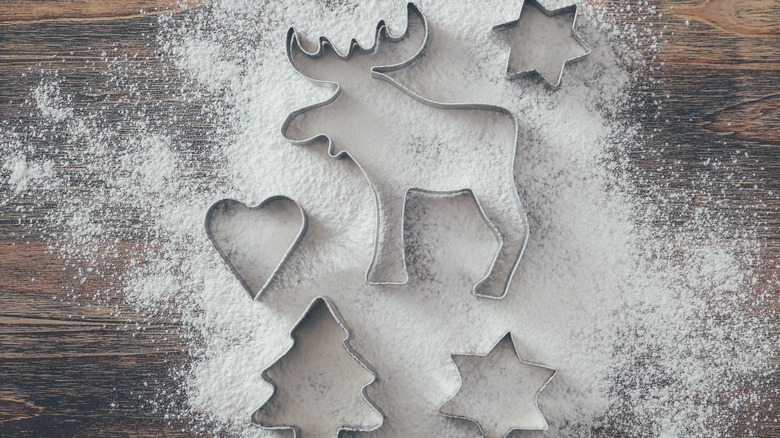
[[204, 196, 308, 300], [439, 332, 557, 437], [492, 0, 591, 87], [252, 296, 384, 436], [283, 2, 529, 299]]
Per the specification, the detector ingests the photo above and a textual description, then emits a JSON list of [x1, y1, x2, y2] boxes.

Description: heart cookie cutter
[[204, 196, 308, 300]]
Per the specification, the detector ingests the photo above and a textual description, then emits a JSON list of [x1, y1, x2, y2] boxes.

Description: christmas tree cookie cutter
[[438, 332, 557, 437], [204, 196, 308, 300], [492, 0, 591, 87], [283, 2, 529, 299], [251, 296, 384, 436]]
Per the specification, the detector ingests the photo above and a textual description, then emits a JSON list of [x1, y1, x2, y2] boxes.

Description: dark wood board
[[0, 0, 778, 436]]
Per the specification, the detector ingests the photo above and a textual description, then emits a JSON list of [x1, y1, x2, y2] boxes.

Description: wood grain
[[0, 0, 204, 23], [658, 0, 780, 68], [704, 94, 780, 146], [0, 398, 43, 423], [0, 0, 778, 436], [674, 0, 780, 36], [0, 236, 194, 436]]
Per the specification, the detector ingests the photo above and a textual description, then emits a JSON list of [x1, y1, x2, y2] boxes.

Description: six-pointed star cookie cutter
[[282, 3, 529, 299], [204, 196, 308, 300], [251, 296, 384, 436], [492, 0, 591, 87], [438, 331, 557, 436]]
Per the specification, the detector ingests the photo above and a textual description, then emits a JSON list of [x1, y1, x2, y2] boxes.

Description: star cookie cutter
[[204, 196, 308, 300], [438, 332, 557, 436], [283, 2, 529, 299], [251, 296, 384, 436], [492, 0, 591, 87]]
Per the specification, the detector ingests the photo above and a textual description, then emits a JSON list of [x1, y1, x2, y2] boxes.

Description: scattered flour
[[0, 0, 775, 437], [2, 154, 56, 196]]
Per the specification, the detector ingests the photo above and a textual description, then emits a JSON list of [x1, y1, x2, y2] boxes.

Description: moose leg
[[366, 187, 408, 285], [473, 190, 529, 299]]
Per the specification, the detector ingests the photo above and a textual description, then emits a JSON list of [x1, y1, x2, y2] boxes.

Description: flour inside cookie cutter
[[439, 332, 556, 437], [252, 296, 384, 436], [204, 196, 307, 300], [283, 2, 529, 299], [492, 0, 591, 87]]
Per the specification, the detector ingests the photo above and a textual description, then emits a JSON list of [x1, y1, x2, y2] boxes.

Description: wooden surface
[[0, 0, 778, 436]]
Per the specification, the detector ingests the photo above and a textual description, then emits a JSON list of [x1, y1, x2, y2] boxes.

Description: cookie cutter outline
[[438, 331, 557, 436], [251, 295, 385, 436], [492, 0, 591, 87], [282, 2, 529, 299], [204, 196, 308, 300]]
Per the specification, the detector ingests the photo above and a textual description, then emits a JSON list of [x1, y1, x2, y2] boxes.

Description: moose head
[[285, 3, 428, 85], [281, 3, 431, 152]]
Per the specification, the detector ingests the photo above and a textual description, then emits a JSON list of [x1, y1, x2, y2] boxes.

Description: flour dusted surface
[[0, 0, 774, 437]]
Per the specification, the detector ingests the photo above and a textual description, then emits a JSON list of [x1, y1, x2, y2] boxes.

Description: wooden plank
[[0, 231, 194, 435], [0, 0, 204, 24], [704, 94, 780, 146], [673, 0, 780, 36], [657, 0, 780, 67], [0, 353, 198, 437]]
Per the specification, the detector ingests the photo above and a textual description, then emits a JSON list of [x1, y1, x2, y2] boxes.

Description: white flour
[[0, 0, 774, 437]]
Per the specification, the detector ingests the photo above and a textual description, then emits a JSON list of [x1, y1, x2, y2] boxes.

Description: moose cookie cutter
[[204, 196, 308, 300], [438, 332, 557, 437], [251, 296, 384, 436], [492, 0, 591, 87], [282, 3, 529, 299]]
